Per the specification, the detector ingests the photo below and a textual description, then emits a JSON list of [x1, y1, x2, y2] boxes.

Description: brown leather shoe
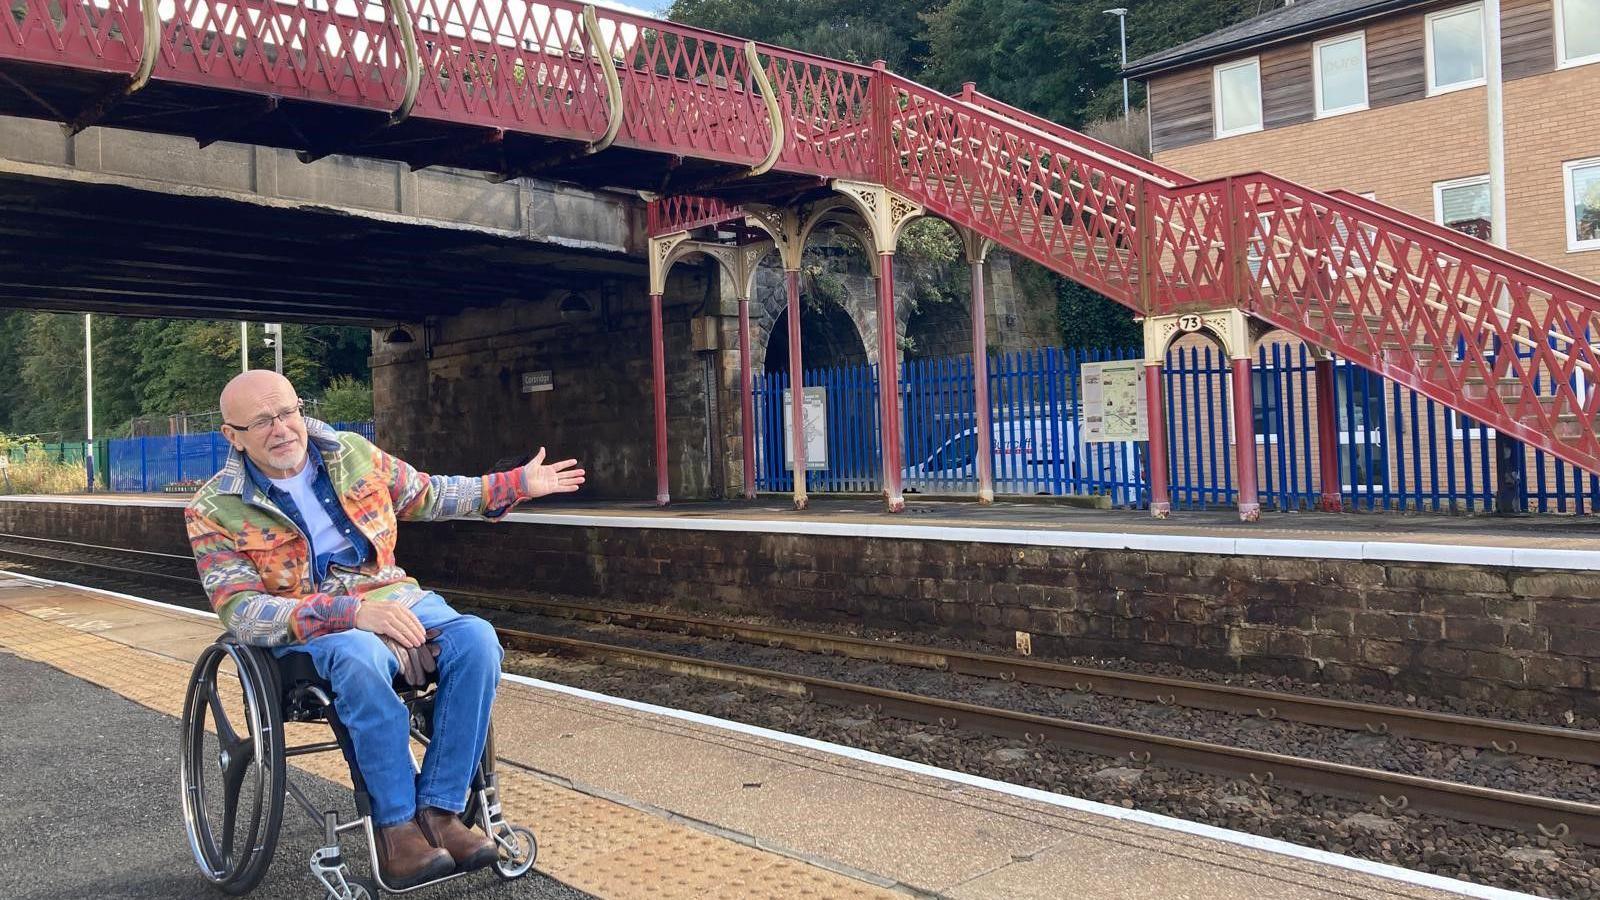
[[375, 819, 454, 888], [417, 806, 499, 872]]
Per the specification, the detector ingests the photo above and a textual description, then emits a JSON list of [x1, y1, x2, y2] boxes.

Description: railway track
[[450, 589, 1600, 767], [5, 533, 1600, 849]]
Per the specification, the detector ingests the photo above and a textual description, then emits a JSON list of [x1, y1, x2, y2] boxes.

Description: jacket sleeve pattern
[[185, 507, 361, 646], [371, 439, 532, 522]]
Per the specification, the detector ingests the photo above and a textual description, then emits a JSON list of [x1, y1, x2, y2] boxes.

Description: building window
[[1213, 58, 1263, 138], [1426, 3, 1486, 94], [1314, 32, 1368, 117], [1558, 0, 1600, 67], [1567, 157, 1600, 251], [1433, 175, 1492, 241]]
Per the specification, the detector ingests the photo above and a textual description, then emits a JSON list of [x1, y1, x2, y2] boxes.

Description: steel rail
[[453, 590, 1600, 766], [497, 626, 1599, 845], [4, 535, 1592, 770], [0, 538, 199, 584]]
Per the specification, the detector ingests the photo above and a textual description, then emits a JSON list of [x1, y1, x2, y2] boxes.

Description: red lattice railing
[[882, 73, 1143, 308], [1237, 174, 1600, 472], [646, 194, 742, 236], [3, 0, 145, 74], [154, 0, 406, 111]]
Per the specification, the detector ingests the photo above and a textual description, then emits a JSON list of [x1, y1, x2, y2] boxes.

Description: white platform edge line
[[0, 570, 1538, 900], [0, 568, 219, 620], [503, 673, 1539, 900], [5, 495, 1598, 571]]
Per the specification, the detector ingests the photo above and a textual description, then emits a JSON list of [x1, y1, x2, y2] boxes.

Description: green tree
[[317, 375, 374, 424]]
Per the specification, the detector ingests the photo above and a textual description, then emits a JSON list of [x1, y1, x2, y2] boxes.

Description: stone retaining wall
[[3, 499, 1590, 718]]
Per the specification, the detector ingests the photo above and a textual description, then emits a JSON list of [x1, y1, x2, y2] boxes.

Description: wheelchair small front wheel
[[493, 825, 538, 881], [179, 639, 286, 896]]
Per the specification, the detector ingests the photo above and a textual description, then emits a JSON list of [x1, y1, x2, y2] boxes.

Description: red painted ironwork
[[970, 256, 994, 504], [760, 48, 876, 180], [1314, 357, 1343, 512], [882, 73, 1144, 310], [155, 0, 407, 112], [646, 194, 741, 237], [1230, 355, 1260, 522], [2, 0, 144, 75], [650, 290, 668, 506], [785, 268, 807, 509], [1144, 361, 1171, 518], [1236, 173, 1600, 477], [9, 0, 1600, 484], [739, 295, 755, 500], [405, 0, 609, 137], [877, 252, 904, 512]]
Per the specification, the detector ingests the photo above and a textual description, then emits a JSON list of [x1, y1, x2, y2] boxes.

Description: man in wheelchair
[[184, 370, 584, 892]]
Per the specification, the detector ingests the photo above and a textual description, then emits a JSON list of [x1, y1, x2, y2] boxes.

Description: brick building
[[1127, 0, 1600, 280], [1122, 0, 1600, 511]]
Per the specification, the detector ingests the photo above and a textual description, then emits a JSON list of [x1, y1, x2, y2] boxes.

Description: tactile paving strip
[[0, 604, 900, 900]]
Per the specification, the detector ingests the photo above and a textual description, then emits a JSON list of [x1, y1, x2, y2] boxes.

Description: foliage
[[0, 312, 371, 439], [0, 447, 87, 495], [318, 376, 374, 424], [668, 0, 1269, 350]]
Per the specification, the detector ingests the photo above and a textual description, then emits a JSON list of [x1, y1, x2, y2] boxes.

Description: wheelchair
[[179, 634, 538, 898]]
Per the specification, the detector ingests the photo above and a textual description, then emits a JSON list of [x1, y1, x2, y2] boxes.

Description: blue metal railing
[[754, 343, 1600, 514], [106, 421, 376, 492]]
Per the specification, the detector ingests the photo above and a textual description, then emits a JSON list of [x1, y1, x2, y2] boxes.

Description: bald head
[[220, 369, 309, 478]]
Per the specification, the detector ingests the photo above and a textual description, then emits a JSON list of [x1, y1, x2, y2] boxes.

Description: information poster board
[[1081, 360, 1148, 442], [781, 387, 828, 471]]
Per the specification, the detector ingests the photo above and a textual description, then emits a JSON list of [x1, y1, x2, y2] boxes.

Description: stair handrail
[[1325, 188, 1600, 307], [959, 86, 1190, 188]]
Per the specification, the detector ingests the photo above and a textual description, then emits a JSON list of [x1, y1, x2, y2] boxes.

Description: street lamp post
[[84, 313, 94, 492], [1105, 8, 1129, 118]]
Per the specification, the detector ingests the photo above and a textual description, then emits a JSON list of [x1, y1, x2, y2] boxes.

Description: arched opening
[[762, 302, 870, 374]]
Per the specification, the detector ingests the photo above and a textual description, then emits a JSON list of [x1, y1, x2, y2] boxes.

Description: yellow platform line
[[0, 607, 897, 900]]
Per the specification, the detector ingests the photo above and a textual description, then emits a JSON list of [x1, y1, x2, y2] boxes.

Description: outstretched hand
[[521, 447, 585, 499]]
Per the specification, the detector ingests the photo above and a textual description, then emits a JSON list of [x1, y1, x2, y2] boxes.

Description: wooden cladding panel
[[1366, 12, 1428, 108], [1146, 0, 1562, 153], [1150, 67, 1213, 153], [1504, 0, 1556, 80], [1262, 44, 1314, 130]]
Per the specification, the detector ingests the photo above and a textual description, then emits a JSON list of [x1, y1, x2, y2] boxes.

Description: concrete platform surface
[[0, 573, 1506, 900]]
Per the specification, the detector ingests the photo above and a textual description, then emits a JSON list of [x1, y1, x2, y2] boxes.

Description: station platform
[[0, 570, 1527, 899], [8, 492, 1600, 570]]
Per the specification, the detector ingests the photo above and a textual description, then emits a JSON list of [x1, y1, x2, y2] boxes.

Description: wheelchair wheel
[[180, 638, 286, 895], [494, 825, 538, 881]]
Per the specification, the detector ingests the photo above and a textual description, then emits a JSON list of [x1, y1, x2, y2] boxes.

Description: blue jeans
[[275, 593, 503, 827]]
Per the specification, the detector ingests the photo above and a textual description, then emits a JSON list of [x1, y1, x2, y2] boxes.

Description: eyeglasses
[[226, 400, 304, 435]]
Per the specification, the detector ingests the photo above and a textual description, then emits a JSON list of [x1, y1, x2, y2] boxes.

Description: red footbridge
[[7, 0, 1600, 516]]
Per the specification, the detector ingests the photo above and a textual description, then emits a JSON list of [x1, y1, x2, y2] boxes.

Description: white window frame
[[1556, 0, 1600, 68], [1433, 173, 1491, 232], [1313, 32, 1369, 118], [1212, 57, 1264, 139], [1565, 156, 1600, 252], [1425, 2, 1487, 96]]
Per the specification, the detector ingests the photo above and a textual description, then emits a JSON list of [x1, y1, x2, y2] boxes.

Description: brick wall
[[1153, 65, 1600, 282], [2, 498, 1592, 717]]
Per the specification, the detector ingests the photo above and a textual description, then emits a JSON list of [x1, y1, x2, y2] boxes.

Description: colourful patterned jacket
[[185, 418, 529, 646]]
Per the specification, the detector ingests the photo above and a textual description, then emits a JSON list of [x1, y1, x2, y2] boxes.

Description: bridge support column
[[649, 290, 670, 506], [829, 180, 923, 513], [1144, 359, 1171, 518], [1313, 355, 1343, 512], [785, 267, 809, 510], [646, 231, 693, 507], [1230, 353, 1261, 522], [738, 294, 756, 500], [876, 252, 905, 512], [960, 228, 996, 504]]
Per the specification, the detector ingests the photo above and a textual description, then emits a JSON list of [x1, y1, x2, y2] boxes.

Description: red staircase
[[5, 0, 1600, 477]]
